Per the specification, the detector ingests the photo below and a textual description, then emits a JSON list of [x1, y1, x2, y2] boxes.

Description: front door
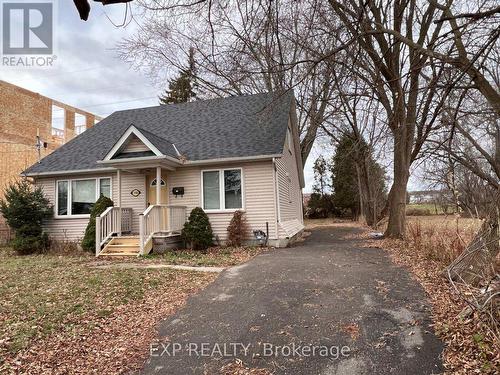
[[146, 175, 169, 232], [146, 175, 168, 206]]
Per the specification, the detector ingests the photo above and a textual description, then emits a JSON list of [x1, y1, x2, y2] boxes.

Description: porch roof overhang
[[96, 155, 182, 170], [22, 153, 283, 177]]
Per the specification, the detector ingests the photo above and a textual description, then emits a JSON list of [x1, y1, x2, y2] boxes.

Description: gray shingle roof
[[23, 91, 294, 175], [133, 126, 179, 158]]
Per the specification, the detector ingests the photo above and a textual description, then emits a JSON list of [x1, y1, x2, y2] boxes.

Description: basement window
[[56, 177, 112, 217]]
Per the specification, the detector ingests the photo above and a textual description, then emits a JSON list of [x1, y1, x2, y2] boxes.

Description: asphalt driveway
[[142, 224, 444, 374]]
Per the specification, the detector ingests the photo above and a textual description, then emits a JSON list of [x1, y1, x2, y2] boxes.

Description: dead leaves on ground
[[343, 323, 360, 341], [378, 235, 499, 374], [0, 251, 217, 374], [219, 359, 273, 375]]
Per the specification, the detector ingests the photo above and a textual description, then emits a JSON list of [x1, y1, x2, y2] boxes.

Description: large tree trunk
[[384, 141, 410, 238]]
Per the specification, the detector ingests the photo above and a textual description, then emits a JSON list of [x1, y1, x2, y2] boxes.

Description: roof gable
[[103, 125, 164, 161]]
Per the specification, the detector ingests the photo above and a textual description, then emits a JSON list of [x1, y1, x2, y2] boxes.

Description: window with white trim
[[202, 169, 242, 211], [56, 177, 111, 217], [287, 127, 293, 152]]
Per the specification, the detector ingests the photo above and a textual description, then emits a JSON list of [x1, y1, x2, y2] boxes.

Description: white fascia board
[[102, 125, 164, 161], [184, 154, 282, 165], [22, 167, 116, 177]]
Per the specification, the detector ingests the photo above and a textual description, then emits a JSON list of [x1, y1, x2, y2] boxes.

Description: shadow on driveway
[[142, 224, 443, 374]]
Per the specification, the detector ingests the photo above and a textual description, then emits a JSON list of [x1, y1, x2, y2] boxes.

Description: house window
[[99, 178, 111, 198], [150, 178, 166, 187], [56, 177, 111, 217], [203, 171, 220, 210], [57, 181, 68, 215], [202, 169, 243, 211], [71, 179, 96, 215], [224, 170, 242, 209], [287, 127, 293, 152]]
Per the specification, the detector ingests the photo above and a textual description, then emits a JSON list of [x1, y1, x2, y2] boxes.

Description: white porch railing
[[95, 207, 133, 256], [139, 205, 186, 255]]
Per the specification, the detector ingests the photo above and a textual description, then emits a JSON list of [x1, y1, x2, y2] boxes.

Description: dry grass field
[[405, 215, 482, 265]]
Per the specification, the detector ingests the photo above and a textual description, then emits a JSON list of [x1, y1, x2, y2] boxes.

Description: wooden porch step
[[106, 244, 139, 253], [99, 253, 138, 257], [98, 236, 140, 257], [109, 240, 139, 247]]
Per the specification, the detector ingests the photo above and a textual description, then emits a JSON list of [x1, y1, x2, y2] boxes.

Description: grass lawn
[[0, 247, 217, 374]]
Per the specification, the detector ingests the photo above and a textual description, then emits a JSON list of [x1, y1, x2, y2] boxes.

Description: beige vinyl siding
[[119, 172, 146, 233], [36, 173, 118, 241], [275, 121, 304, 238], [35, 161, 280, 243], [122, 134, 150, 153], [167, 161, 277, 241]]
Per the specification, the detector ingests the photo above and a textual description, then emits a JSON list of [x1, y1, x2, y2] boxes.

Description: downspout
[[272, 157, 280, 241]]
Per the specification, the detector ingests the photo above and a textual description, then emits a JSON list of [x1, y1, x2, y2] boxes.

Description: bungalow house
[[22, 91, 304, 256]]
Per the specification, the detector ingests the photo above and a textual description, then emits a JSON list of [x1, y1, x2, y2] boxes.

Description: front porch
[[95, 166, 187, 257]]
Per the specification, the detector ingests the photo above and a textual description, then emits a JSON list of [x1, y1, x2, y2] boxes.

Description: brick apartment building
[[0, 80, 102, 240]]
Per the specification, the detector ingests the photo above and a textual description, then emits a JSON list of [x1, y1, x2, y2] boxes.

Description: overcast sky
[[0, 1, 422, 193]]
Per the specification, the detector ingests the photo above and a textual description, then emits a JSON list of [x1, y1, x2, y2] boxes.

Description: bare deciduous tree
[[120, 0, 338, 166]]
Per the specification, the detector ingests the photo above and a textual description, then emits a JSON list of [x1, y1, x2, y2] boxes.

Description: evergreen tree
[[182, 207, 213, 250], [81, 195, 114, 252], [331, 137, 359, 216], [159, 48, 197, 105], [0, 180, 52, 254], [331, 133, 387, 220]]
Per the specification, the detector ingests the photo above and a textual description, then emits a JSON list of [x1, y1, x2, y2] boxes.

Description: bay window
[[56, 177, 111, 217], [202, 169, 243, 211]]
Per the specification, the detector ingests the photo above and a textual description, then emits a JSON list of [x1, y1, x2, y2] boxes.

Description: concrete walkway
[[142, 225, 444, 374]]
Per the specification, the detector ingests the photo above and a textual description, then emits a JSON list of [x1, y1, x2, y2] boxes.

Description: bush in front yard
[[226, 210, 248, 247], [81, 195, 114, 252], [0, 180, 52, 254], [182, 207, 213, 250]]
